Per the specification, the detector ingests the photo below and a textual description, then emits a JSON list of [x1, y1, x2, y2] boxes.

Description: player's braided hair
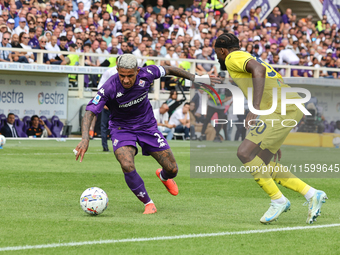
[[215, 33, 240, 50]]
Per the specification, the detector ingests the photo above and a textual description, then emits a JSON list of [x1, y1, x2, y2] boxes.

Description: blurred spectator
[[168, 102, 193, 140], [165, 89, 187, 116], [164, 45, 178, 67], [115, 0, 128, 14], [35, 36, 50, 64], [0, 31, 13, 62], [153, 103, 175, 141], [27, 115, 52, 138], [46, 35, 64, 64], [28, 28, 39, 48], [133, 43, 146, 66], [96, 40, 109, 66], [19, 32, 34, 63], [291, 57, 307, 77], [190, 89, 205, 123], [334, 121, 340, 134], [153, 0, 163, 14], [0, 113, 18, 137], [102, 28, 112, 45], [282, 8, 292, 24], [190, 101, 216, 141], [266, 7, 283, 30], [278, 42, 299, 65], [14, 17, 28, 35], [196, 47, 217, 76], [7, 19, 15, 34], [198, 86, 231, 142]]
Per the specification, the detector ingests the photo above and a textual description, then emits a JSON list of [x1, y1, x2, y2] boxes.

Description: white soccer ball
[[80, 187, 109, 215], [0, 135, 6, 147], [333, 137, 340, 148]]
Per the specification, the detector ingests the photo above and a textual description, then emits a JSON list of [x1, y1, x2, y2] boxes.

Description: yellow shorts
[[245, 109, 303, 154]]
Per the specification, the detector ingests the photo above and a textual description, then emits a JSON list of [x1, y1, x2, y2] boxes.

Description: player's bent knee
[[171, 163, 178, 175], [237, 146, 251, 163], [164, 163, 178, 178], [120, 161, 135, 173]]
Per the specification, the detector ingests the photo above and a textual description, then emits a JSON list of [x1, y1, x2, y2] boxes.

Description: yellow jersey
[[225, 50, 300, 113]]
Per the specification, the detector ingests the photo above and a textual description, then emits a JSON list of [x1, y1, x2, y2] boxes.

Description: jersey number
[[154, 133, 166, 148], [255, 57, 276, 77], [250, 122, 267, 134]]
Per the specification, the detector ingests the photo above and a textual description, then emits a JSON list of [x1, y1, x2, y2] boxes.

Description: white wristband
[[194, 74, 210, 85]]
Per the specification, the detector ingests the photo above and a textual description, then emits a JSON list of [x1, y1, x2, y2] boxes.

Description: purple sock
[[124, 170, 151, 204], [160, 167, 178, 180]]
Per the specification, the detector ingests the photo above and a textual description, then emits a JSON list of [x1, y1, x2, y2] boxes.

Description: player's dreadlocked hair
[[215, 33, 240, 50]]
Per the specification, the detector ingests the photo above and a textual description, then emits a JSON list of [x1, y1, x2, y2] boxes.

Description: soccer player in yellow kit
[[214, 33, 327, 224]]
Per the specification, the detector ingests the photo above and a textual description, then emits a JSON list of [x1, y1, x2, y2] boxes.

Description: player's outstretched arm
[[75, 111, 95, 162], [163, 66, 222, 85], [163, 66, 195, 81]]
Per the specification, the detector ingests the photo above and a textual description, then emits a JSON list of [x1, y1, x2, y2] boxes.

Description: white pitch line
[[0, 152, 109, 156], [1, 223, 339, 252], [0, 151, 189, 156]]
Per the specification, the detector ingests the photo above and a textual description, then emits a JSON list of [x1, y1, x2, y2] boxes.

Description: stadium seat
[[173, 133, 185, 140], [51, 115, 60, 125], [51, 115, 64, 137], [40, 116, 53, 131], [14, 118, 27, 137], [22, 116, 31, 133], [0, 114, 6, 129]]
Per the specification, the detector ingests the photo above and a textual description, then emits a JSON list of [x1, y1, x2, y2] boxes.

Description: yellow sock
[[244, 156, 282, 200], [268, 161, 310, 196]]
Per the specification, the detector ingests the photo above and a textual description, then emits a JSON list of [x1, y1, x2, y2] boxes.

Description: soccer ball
[[333, 137, 340, 148], [80, 187, 109, 215], [0, 135, 6, 147]]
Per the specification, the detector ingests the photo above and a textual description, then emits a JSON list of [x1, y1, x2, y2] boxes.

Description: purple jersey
[[86, 65, 166, 131]]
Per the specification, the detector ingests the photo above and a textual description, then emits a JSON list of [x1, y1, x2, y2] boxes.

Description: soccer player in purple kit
[[75, 54, 218, 214]]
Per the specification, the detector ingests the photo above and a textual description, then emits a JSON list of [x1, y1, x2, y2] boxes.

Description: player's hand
[[75, 139, 89, 162], [209, 75, 223, 86], [273, 149, 282, 162], [39, 119, 45, 126], [104, 105, 109, 110], [245, 112, 258, 130]]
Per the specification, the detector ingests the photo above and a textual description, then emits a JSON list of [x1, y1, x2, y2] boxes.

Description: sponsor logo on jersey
[[119, 92, 148, 108], [92, 94, 101, 105], [138, 80, 145, 87], [116, 92, 124, 98]]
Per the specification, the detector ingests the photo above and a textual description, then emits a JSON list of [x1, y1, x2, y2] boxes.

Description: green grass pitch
[[0, 140, 339, 254]]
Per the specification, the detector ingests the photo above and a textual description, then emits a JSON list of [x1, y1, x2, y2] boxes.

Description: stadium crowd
[[1, 0, 340, 83], [1, 0, 340, 141]]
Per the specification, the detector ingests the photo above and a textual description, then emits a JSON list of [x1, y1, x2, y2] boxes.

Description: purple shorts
[[110, 128, 170, 156]]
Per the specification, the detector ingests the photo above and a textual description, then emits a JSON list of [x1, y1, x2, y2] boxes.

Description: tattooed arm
[[163, 66, 195, 81], [162, 66, 222, 86], [75, 111, 95, 162]]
